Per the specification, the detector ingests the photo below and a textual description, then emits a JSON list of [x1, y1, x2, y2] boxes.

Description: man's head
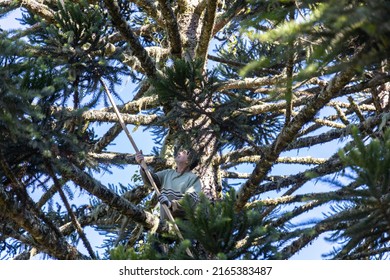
[[175, 147, 199, 171]]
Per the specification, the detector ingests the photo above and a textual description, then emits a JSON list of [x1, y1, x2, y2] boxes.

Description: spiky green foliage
[[22, 0, 130, 106], [0, 32, 86, 183], [149, 58, 282, 150], [109, 189, 280, 260], [178, 189, 279, 259], [0, 24, 100, 259], [151, 59, 208, 104], [322, 127, 390, 259], [109, 234, 193, 260], [242, 0, 390, 78]]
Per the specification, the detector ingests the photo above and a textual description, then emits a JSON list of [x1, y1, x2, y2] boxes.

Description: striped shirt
[[154, 169, 201, 219]]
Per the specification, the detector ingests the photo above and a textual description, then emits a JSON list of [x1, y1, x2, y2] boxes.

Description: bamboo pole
[[100, 78, 193, 258]]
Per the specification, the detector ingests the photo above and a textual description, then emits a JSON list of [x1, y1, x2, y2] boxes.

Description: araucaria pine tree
[[0, 0, 389, 260]]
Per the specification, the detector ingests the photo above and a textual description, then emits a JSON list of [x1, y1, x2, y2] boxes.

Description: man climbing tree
[[134, 147, 201, 256], [135, 147, 201, 221]]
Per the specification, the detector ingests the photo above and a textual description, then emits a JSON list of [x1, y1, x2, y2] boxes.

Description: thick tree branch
[[132, 0, 161, 23], [218, 76, 281, 91], [222, 73, 389, 120], [222, 155, 327, 168], [1, 0, 54, 22], [240, 112, 385, 213], [58, 161, 159, 230], [228, 95, 310, 119], [236, 63, 358, 209], [0, 187, 87, 259], [88, 152, 173, 166], [122, 46, 171, 73], [213, 0, 247, 35], [93, 123, 123, 153], [196, 0, 218, 62], [157, 0, 182, 57], [258, 188, 354, 207], [93, 94, 159, 152], [47, 163, 97, 259], [82, 110, 159, 125], [279, 220, 345, 259], [104, 0, 157, 78], [50, 106, 159, 126], [219, 111, 385, 172], [288, 112, 385, 151], [177, 0, 189, 14]]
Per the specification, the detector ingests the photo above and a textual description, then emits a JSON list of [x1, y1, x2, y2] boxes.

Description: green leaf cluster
[[0, 31, 95, 191], [241, 0, 390, 79], [150, 57, 282, 151], [324, 126, 390, 259], [178, 189, 279, 259], [23, 0, 130, 105], [108, 189, 279, 260], [150, 58, 208, 105]]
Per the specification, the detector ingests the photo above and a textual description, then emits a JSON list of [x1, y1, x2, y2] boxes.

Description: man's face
[[175, 149, 190, 165]]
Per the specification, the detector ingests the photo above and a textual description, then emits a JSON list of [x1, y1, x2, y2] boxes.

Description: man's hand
[[135, 150, 144, 164], [158, 194, 172, 208]]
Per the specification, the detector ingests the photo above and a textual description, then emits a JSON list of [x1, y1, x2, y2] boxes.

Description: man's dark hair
[[187, 148, 200, 170]]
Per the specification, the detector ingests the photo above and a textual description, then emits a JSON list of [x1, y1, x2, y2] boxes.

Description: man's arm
[[135, 150, 162, 189], [139, 167, 162, 189]]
